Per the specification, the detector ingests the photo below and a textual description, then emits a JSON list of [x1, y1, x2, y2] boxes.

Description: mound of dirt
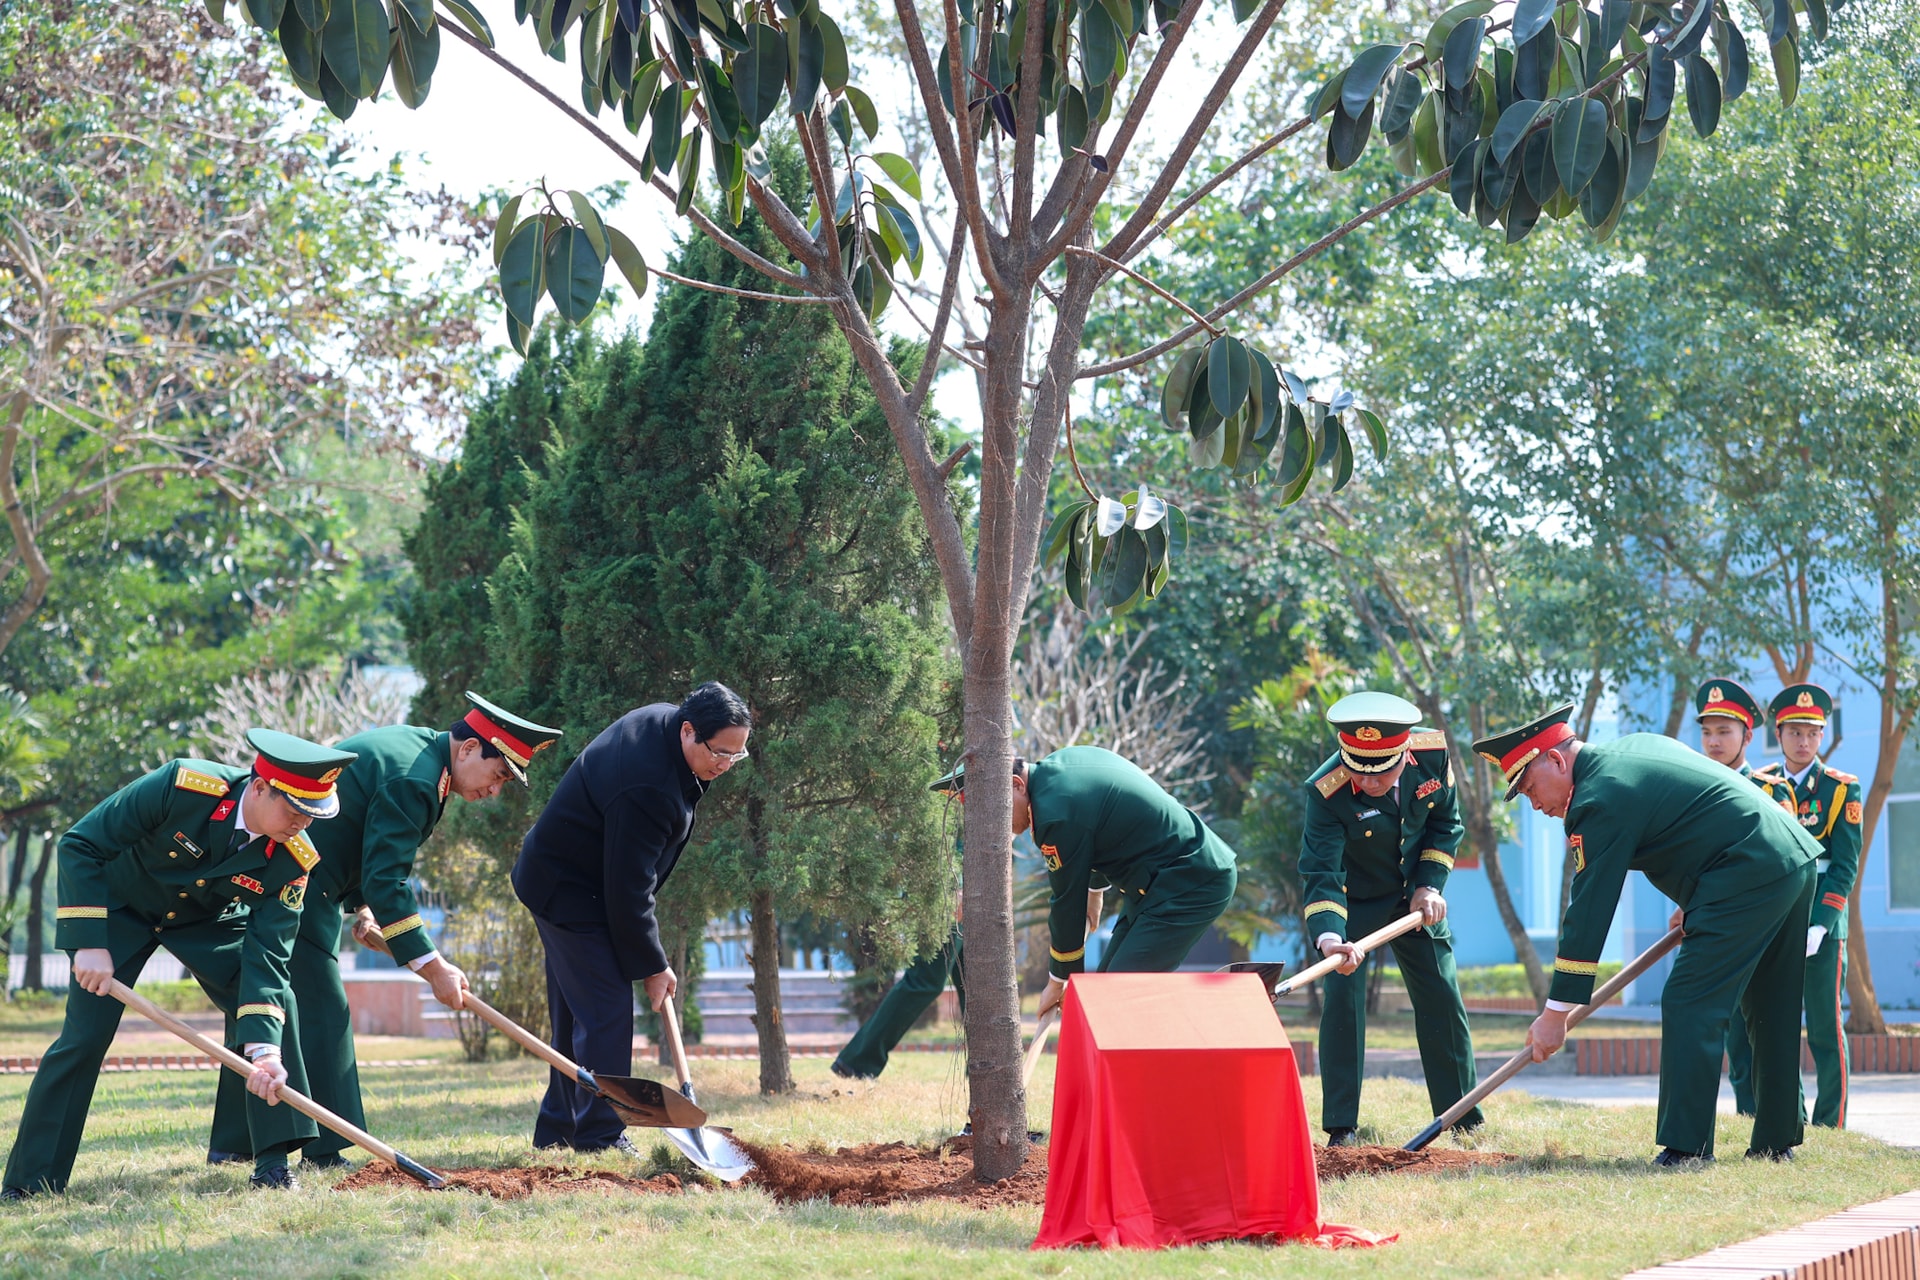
[[1316, 1144, 1514, 1180], [738, 1135, 1049, 1208], [334, 1162, 684, 1199]]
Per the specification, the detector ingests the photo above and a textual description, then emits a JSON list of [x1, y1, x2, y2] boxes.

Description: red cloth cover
[[1033, 973, 1389, 1251]]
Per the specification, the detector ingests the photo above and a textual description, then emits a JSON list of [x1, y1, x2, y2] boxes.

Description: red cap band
[[253, 755, 336, 800], [1336, 727, 1410, 754], [1700, 698, 1754, 729], [464, 708, 535, 763], [1498, 721, 1576, 775]]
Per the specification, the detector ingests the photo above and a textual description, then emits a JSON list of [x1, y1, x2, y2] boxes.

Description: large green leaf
[[1058, 85, 1089, 156], [1521, 129, 1559, 205], [1770, 33, 1799, 108], [1042, 500, 1095, 565], [544, 224, 604, 323], [1250, 349, 1281, 440], [1160, 348, 1203, 431], [872, 153, 921, 200], [1379, 69, 1425, 139], [1356, 408, 1388, 460], [1207, 335, 1253, 420], [675, 129, 703, 215], [389, 20, 438, 109], [1444, 16, 1487, 92], [1328, 422, 1355, 491], [1082, 3, 1120, 86], [818, 11, 849, 92], [279, 8, 324, 85], [1621, 96, 1659, 200], [1716, 17, 1750, 101], [1424, 0, 1495, 71], [1341, 43, 1407, 118], [1642, 47, 1676, 133], [1326, 98, 1375, 172], [695, 58, 739, 144], [246, 0, 287, 30], [605, 226, 649, 298], [499, 218, 546, 328], [1490, 98, 1546, 166], [316, 59, 357, 120], [1310, 68, 1349, 121], [563, 191, 608, 258], [1512, 25, 1555, 101], [1551, 96, 1609, 196], [650, 85, 684, 174], [1275, 403, 1312, 490], [1683, 52, 1720, 137], [788, 17, 825, 115], [292, 0, 329, 28], [321, 0, 389, 99], [734, 23, 786, 129], [393, 0, 432, 34], [438, 0, 494, 46], [1510, 0, 1557, 46]]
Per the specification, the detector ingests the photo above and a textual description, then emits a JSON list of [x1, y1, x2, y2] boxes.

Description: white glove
[[1806, 925, 1827, 958]]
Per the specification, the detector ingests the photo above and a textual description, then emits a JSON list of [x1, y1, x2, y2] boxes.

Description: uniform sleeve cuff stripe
[[381, 914, 426, 940], [1822, 893, 1847, 909], [1049, 946, 1085, 962], [1553, 958, 1600, 975], [57, 906, 108, 919], [1419, 850, 1455, 867], [236, 1004, 285, 1022], [1303, 900, 1348, 920]]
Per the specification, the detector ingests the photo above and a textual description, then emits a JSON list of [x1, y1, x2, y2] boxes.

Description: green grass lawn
[[1, 1030, 1916, 1279]]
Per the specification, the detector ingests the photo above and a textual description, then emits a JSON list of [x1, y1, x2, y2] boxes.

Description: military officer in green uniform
[[1483, 704, 1821, 1165], [1752, 683, 1860, 1129], [1, 730, 356, 1198], [831, 917, 963, 1080], [1693, 679, 1797, 1117], [207, 693, 561, 1167], [1301, 692, 1479, 1146], [932, 747, 1237, 1022]]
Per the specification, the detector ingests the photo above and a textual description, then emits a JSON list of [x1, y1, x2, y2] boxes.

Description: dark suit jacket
[[513, 704, 705, 980]]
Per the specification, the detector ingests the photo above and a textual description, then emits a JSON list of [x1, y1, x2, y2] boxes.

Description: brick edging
[[1625, 1188, 1920, 1278], [1575, 1033, 1920, 1075], [0, 1055, 442, 1075]]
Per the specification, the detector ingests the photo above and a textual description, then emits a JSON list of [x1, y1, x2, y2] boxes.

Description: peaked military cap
[[1325, 691, 1423, 775], [1770, 682, 1833, 729], [927, 757, 1027, 795], [246, 728, 357, 819], [1472, 703, 1577, 802], [462, 691, 563, 785], [1695, 679, 1762, 730]]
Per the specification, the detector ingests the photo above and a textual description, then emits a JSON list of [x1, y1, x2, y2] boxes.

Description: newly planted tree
[[205, 0, 1826, 1175]]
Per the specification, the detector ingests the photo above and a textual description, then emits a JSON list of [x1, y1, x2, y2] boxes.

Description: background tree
[[220, 0, 1826, 1174]]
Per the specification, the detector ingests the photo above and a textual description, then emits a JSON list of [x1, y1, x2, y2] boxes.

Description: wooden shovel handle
[[658, 992, 694, 1094], [1403, 925, 1685, 1151], [107, 978, 442, 1186], [1022, 1007, 1059, 1090], [1275, 909, 1426, 995], [458, 990, 588, 1082]]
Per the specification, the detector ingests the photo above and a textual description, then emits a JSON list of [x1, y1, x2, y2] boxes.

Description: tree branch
[[942, 0, 1005, 293], [1065, 245, 1220, 337]]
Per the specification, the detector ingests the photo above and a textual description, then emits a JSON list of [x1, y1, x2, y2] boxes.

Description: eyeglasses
[[700, 739, 750, 765]]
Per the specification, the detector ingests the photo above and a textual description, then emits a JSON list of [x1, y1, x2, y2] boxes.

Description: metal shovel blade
[[593, 1073, 709, 1130], [1218, 960, 1289, 1000], [663, 1123, 755, 1182]]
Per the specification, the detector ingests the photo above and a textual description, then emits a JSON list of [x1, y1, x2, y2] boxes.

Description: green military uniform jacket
[[307, 726, 452, 966], [54, 760, 318, 1046], [1551, 734, 1822, 1004], [1753, 758, 1862, 935], [1301, 732, 1461, 942], [1029, 747, 1236, 979]]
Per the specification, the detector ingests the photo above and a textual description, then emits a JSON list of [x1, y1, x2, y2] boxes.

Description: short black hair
[[448, 718, 504, 760], [680, 681, 752, 740]]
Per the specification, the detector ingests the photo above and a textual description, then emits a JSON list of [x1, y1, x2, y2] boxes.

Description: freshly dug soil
[[1316, 1144, 1514, 1180], [335, 1162, 684, 1199], [738, 1136, 1048, 1208]]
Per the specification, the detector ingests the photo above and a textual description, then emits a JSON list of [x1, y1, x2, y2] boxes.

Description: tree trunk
[[1844, 565, 1913, 1034], [6, 824, 26, 901], [748, 887, 793, 1094], [24, 833, 52, 991], [1455, 749, 1548, 999]]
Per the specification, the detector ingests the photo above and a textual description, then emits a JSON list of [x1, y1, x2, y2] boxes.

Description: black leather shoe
[[1651, 1148, 1712, 1168], [206, 1149, 250, 1166], [602, 1135, 641, 1157], [1325, 1127, 1361, 1148], [1745, 1146, 1795, 1163], [303, 1153, 352, 1171], [0, 1186, 30, 1202], [248, 1165, 299, 1190], [830, 1061, 873, 1080]]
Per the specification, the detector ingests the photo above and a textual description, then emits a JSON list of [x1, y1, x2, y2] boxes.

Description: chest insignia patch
[[1846, 800, 1863, 825], [172, 832, 204, 859], [1569, 834, 1586, 875], [1415, 778, 1442, 800], [279, 876, 307, 911], [230, 875, 264, 895], [1042, 844, 1061, 872], [1356, 808, 1382, 821], [211, 799, 235, 823], [438, 769, 451, 803]]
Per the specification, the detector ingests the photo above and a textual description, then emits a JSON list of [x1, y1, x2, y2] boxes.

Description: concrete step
[[701, 1011, 858, 1035]]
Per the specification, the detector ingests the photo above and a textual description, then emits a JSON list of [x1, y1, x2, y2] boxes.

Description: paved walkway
[[1514, 1074, 1920, 1148]]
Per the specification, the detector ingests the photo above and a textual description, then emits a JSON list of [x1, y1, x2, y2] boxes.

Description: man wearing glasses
[[512, 681, 751, 1154]]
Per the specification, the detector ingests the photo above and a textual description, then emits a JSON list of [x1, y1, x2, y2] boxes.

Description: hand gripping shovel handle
[[1022, 1007, 1059, 1091], [1402, 924, 1685, 1151], [1274, 910, 1427, 996], [106, 978, 445, 1188]]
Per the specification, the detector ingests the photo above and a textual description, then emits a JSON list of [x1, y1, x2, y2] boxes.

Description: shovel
[[453, 989, 706, 1130], [107, 978, 446, 1188], [1271, 909, 1427, 998], [655, 994, 754, 1182], [1022, 1006, 1059, 1090], [1217, 960, 1290, 1004], [1402, 924, 1685, 1151]]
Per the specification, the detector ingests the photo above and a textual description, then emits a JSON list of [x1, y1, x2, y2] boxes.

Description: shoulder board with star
[[173, 766, 230, 798], [1315, 765, 1353, 799], [1823, 766, 1859, 785], [1752, 764, 1786, 782], [1408, 730, 1447, 752], [283, 831, 320, 873]]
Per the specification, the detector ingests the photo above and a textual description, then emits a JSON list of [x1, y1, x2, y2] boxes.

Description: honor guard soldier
[[206, 693, 561, 1168], [1482, 704, 1821, 1165], [1302, 692, 1479, 1147], [933, 747, 1238, 1023], [513, 682, 750, 1155], [1, 730, 356, 1198], [1752, 683, 1860, 1129], [1693, 679, 1796, 1117]]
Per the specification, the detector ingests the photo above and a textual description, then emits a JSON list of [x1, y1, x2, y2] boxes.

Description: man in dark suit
[[512, 681, 751, 1154]]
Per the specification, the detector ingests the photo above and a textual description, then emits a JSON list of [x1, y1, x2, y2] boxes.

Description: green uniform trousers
[[831, 927, 964, 1079], [1318, 892, 1480, 1132], [208, 903, 362, 1160], [1096, 862, 1235, 974], [1726, 933, 1849, 1127], [3, 910, 316, 1194], [1658, 864, 1815, 1158]]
